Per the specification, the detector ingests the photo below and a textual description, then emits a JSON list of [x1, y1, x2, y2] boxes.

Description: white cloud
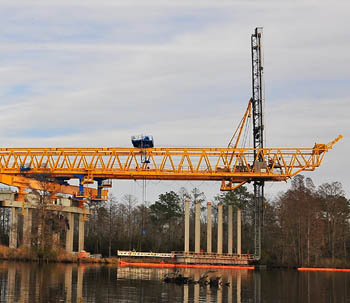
[[0, 0, 349, 201]]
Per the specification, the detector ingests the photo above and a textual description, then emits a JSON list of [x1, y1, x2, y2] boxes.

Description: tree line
[[0, 175, 348, 266], [84, 175, 350, 267]]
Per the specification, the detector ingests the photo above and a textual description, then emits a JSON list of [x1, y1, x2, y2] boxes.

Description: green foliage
[[190, 188, 206, 205], [215, 186, 252, 209], [149, 191, 182, 224]]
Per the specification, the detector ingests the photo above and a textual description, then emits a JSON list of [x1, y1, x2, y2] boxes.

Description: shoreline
[[1, 246, 350, 270], [0, 245, 119, 264]]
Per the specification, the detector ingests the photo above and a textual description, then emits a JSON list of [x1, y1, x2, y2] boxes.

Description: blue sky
[[0, 0, 349, 202]]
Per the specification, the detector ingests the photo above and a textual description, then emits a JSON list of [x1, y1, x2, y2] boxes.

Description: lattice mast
[[251, 27, 265, 259]]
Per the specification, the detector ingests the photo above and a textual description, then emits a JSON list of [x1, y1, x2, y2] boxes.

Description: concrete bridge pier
[[237, 270, 242, 303], [184, 284, 189, 302], [65, 213, 74, 253], [1, 190, 89, 253], [237, 208, 242, 255], [23, 208, 32, 248], [7, 263, 16, 300], [9, 208, 18, 249], [78, 214, 85, 252], [65, 266, 72, 302], [195, 202, 201, 253], [217, 203, 223, 254], [228, 205, 233, 254], [184, 200, 190, 253], [207, 202, 212, 253], [181, 199, 245, 262]]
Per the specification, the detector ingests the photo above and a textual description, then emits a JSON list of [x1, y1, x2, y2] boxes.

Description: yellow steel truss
[[0, 135, 342, 191], [0, 174, 108, 201]]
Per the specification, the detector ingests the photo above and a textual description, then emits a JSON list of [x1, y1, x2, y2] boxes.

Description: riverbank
[[0, 245, 119, 264], [1, 245, 350, 270]]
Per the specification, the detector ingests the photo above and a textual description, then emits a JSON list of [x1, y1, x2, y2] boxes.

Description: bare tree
[[121, 194, 138, 250], [25, 175, 66, 258], [318, 182, 349, 263]]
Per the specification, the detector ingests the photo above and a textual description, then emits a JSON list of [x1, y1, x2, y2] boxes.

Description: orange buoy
[[298, 267, 350, 272]]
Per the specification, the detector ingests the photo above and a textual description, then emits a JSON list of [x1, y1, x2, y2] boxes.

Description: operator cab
[[131, 135, 154, 148]]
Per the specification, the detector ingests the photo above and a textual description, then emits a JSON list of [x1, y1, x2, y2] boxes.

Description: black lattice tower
[[251, 27, 265, 259]]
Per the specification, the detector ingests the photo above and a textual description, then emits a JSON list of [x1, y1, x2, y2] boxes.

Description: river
[[0, 262, 349, 302]]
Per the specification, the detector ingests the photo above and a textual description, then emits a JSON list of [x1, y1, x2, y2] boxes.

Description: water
[[0, 262, 349, 302]]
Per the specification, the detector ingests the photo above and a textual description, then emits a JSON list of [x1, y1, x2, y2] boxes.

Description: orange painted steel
[[0, 173, 108, 201], [119, 260, 254, 270], [298, 267, 350, 272], [0, 135, 341, 188]]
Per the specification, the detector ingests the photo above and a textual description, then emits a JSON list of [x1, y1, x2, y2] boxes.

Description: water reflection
[[0, 262, 253, 302], [0, 262, 349, 302], [118, 266, 251, 303]]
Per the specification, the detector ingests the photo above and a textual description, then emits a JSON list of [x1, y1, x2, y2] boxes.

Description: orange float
[[298, 267, 350, 272]]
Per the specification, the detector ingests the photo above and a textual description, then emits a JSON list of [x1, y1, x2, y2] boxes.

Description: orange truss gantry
[[0, 134, 342, 193]]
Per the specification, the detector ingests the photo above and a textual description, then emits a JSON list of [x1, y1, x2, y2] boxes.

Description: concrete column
[[194, 272, 200, 302], [7, 264, 16, 301], [183, 284, 189, 303], [77, 266, 83, 302], [228, 275, 233, 303], [35, 268, 41, 301], [217, 285, 223, 303], [9, 208, 18, 249], [237, 208, 242, 255], [78, 214, 85, 252], [184, 200, 190, 253], [195, 202, 201, 253], [217, 203, 223, 254], [228, 205, 233, 254], [184, 268, 190, 302], [207, 202, 212, 253], [65, 266, 73, 303], [23, 208, 32, 248], [237, 270, 242, 303], [206, 284, 211, 303], [20, 263, 30, 303], [194, 283, 200, 302], [66, 213, 74, 253]]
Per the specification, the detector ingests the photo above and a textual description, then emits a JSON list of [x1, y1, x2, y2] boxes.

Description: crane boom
[[0, 137, 341, 182], [227, 98, 252, 149]]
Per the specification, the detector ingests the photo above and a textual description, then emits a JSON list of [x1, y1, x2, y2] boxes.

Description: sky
[[0, 0, 349, 204]]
